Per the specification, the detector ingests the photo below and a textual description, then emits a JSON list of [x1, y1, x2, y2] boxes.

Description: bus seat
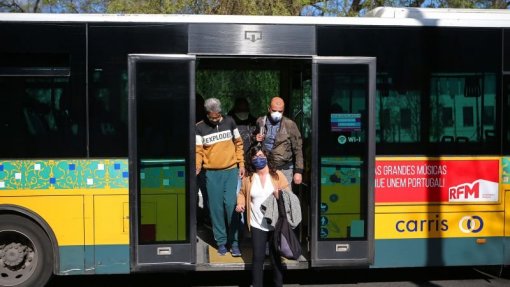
[[440, 135, 454, 142], [455, 136, 469, 142], [485, 130, 495, 142]]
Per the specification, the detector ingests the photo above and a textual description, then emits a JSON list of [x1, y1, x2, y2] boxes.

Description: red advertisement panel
[[375, 159, 499, 204]]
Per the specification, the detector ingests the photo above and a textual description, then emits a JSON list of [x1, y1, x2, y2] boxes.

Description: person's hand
[[235, 204, 245, 213], [196, 167, 201, 175], [256, 133, 265, 142], [293, 173, 302, 185], [239, 167, 245, 178]]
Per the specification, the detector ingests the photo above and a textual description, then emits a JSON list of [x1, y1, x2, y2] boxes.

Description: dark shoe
[[230, 246, 242, 257], [217, 245, 227, 256]]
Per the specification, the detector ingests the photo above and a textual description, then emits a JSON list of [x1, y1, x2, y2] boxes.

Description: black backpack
[[273, 191, 302, 260]]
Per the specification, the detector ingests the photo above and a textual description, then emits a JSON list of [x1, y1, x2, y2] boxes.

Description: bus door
[[311, 57, 376, 267], [128, 54, 196, 270]]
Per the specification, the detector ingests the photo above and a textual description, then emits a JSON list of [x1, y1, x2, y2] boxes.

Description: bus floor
[[195, 216, 308, 271]]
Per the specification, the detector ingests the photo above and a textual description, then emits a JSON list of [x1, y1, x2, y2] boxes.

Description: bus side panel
[[0, 159, 130, 275], [0, 196, 86, 274], [505, 189, 510, 264], [373, 237, 505, 267], [501, 158, 510, 265], [373, 211, 505, 267], [94, 195, 130, 274]]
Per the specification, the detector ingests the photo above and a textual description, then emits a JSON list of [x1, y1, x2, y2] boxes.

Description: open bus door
[[128, 54, 197, 271], [311, 57, 376, 267]]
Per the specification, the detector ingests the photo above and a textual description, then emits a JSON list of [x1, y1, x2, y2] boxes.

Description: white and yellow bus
[[0, 7, 509, 287]]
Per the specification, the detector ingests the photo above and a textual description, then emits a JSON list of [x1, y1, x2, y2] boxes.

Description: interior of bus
[[194, 57, 312, 267], [133, 57, 314, 268]]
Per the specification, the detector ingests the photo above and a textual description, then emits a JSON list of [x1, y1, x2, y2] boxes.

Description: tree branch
[[33, 0, 41, 12], [350, 0, 362, 15], [0, 0, 25, 12]]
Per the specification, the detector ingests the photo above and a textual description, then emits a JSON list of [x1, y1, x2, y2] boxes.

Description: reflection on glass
[[317, 64, 368, 241], [139, 159, 186, 243], [0, 77, 85, 158], [376, 75, 421, 143], [429, 74, 496, 143], [320, 157, 364, 240], [89, 69, 128, 156], [136, 61, 190, 244]]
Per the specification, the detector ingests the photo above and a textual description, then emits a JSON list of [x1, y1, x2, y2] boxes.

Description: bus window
[[376, 75, 421, 143], [429, 74, 496, 144], [504, 75, 510, 154], [89, 69, 128, 157], [0, 76, 85, 158]]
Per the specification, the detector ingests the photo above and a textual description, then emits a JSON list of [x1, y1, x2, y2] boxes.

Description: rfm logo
[[449, 181, 480, 200], [458, 215, 484, 233]]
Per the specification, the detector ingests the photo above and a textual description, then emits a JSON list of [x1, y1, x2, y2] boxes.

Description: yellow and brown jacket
[[195, 115, 244, 170]]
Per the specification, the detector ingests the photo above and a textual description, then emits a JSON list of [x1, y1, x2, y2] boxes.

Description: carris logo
[[458, 216, 484, 233]]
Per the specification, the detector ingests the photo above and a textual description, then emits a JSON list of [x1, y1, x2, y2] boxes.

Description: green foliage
[[104, 0, 315, 15], [196, 69, 279, 116], [0, 0, 42, 12], [0, 0, 107, 13], [105, 0, 191, 14], [1, 0, 509, 15]]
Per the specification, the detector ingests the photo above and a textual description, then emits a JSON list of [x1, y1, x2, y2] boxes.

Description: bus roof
[[1, 7, 510, 28]]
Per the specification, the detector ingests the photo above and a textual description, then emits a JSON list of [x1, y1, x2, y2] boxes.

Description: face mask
[[270, 111, 282, 122], [207, 116, 221, 126], [251, 157, 267, 170], [235, 112, 249, 121]]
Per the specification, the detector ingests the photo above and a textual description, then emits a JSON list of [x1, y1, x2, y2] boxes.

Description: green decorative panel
[[0, 159, 128, 190], [502, 157, 510, 184]]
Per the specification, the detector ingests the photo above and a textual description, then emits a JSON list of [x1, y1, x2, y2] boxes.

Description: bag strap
[[277, 190, 286, 218]]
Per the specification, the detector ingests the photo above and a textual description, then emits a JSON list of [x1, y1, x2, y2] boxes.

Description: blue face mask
[[252, 157, 267, 170]]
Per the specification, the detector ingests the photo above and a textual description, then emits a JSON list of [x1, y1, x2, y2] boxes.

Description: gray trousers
[[279, 166, 293, 190]]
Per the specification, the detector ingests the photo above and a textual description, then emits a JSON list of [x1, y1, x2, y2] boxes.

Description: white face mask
[[235, 112, 249, 121], [270, 111, 283, 122]]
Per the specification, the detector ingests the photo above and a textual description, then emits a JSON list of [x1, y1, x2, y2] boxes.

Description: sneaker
[[230, 246, 242, 257], [217, 245, 227, 256]]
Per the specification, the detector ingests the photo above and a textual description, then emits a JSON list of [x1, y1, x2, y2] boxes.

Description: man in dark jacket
[[228, 97, 257, 155], [254, 96, 303, 186]]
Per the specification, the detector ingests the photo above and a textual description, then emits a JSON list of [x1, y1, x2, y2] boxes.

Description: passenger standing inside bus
[[228, 97, 257, 154], [235, 146, 289, 287], [228, 97, 256, 233], [196, 93, 209, 225], [254, 96, 304, 187], [196, 98, 245, 257]]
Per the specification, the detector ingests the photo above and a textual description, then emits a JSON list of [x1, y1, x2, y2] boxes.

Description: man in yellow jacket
[[196, 98, 245, 257]]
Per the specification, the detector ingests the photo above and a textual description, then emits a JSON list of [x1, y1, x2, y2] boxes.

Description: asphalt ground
[[47, 266, 510, 287]]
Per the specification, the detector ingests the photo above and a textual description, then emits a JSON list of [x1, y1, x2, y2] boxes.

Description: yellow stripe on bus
[[0, 193, 129, 246], [375, 211, 504, 239]]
